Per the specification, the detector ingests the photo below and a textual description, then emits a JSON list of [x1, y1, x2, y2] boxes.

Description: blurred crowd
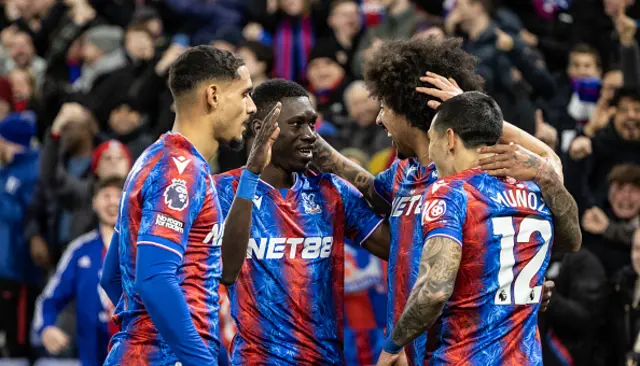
[[0, 0, 639, 365]]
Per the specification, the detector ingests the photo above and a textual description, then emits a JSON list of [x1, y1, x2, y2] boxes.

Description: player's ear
[[205, 84, 219, 110], [446, 128, 456, 151], [251, 117, 262, 136]]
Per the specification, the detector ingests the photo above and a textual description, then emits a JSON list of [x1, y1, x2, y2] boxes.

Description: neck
[[451, 148, 489, 175], [389, 0, 410, 16], [466, 13, 491, 40], [172, 112, 218, 161], [411, 129, 432, 166], [99, 223, 114, 248], [335, 32, 353, 48], [260, 163, 296, 189]]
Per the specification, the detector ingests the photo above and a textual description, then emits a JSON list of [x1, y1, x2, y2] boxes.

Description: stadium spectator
[[236, 41, 273, 87], [539, 248, 607, 366], [0, 31, 46, 89], [325, 0, 363, 81], [342, 80, 390, 156], [0, 111, 39, 358], [581, 164, 640, 275], [33, 176, 124, 365], [607, 229, 640, 365]]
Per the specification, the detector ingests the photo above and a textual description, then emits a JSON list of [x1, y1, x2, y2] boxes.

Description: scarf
[[274, 16, 314, 84]]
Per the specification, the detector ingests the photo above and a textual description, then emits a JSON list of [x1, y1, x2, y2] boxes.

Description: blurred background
[[0, 0, 639, 365]]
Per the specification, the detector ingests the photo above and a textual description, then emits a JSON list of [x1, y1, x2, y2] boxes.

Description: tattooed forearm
[[535, 163, 582, 253], [391, 237, 461, 347], [313, 136, 390, 214]]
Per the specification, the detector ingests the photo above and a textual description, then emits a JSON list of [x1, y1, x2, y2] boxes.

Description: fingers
[[483, 168, 510, 177], [419, 75, 450, 91], [543, 280, 555, 290], [477, 144, 516, 155], [416, 87, 450, 100], [257, 102, 281, 140], [477, 153, 512, 166], [427, 100, 441, 109], [449, 77, 460, 89], [535, 109, 544, 125], [477, 161, 512, 172]]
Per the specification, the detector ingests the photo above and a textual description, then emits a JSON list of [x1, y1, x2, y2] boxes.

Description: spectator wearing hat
[[0, 111, 40, 358], [307, 39, 351, 127], [72, 25, 127, 94]]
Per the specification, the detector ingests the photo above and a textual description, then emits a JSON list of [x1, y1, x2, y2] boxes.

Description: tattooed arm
[[313, 135, 391, 215], [477, 144, 581, 253], [390, 237, 461, 347]]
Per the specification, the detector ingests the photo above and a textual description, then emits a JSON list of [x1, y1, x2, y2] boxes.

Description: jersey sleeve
[[136, 153, 207, 259], [421, 181, 468, 247], [335, 176, 384, 246], [372, 160, 400, 205], [212, 174, 236, 219]]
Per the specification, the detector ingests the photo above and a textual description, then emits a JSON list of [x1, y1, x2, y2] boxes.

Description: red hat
[[91, 140, 133, 174]]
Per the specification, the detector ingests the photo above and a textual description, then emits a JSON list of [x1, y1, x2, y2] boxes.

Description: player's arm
[[135, 160, 216, 365], [220, 103, 280, 285], [337, 176, 390, 260], [386, 236, 461, 350], [35, 243, 78, 354], [100, 230, 122, 305], [477, 144, 581, 253], [313, 135, 391, 216], [380, 183, 467, 361], [417, 72, 564, 181], [362, 222, 391, 261]]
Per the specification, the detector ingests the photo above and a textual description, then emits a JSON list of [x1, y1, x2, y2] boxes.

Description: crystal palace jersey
[[213, 168, 384, 366], [373, 158, 438, 365], [420, 168, 553, 366], [105, 133, 223, 365]]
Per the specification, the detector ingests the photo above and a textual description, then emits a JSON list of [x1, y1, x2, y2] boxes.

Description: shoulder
[[309, 171, 354, 193], [212, 168, 243, 186], [64, 230, 100, 258]]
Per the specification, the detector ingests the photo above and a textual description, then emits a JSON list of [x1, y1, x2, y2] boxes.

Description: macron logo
[[431, 180, 447, 194], [406, 165, 417, 178], [253, 195, 263, 209], [172, 156, 191, 175]]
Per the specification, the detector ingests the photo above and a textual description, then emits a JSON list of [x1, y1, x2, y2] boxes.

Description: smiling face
[[613, 96, 640, 141], [376, 102, 417, 159], [213, 65, 257, 150], [609, 181, 640, 219], [93, 185, 122, 227], [267, 96, 318, 172]]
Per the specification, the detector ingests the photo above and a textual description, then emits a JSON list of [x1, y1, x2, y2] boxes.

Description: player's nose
[[247, 96, 257, 115], [300, 125, 316, 143]]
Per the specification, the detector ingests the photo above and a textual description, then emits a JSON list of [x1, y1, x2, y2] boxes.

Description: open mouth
[[297, 147, 313, 159]]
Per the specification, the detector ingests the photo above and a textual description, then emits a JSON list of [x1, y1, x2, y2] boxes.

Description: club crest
[[301, 193, 321, 214], [164, 179, 189, 211]]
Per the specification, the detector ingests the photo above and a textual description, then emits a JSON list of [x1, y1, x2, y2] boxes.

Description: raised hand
[[246, 102, 281, 174], [540, 280, 555, 312], [582, 206, 610, 234], [416, 71, 463, 110], [376, 349, 408, 366], [42, 326, 70, 355], [534, 110, 558, 149], [476, 143, 550, 182], [568, 136, 592, 161]]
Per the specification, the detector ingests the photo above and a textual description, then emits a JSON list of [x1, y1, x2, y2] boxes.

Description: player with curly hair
[[313, 37, 566, 365]]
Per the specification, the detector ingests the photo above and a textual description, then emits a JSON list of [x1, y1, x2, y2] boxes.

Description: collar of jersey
[[255, 172, 304, 199], [164, 131, 209, 168]]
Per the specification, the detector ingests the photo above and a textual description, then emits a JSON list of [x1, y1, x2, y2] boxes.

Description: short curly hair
[[168, 45, 245, 99], [364, 37, 484, 132]]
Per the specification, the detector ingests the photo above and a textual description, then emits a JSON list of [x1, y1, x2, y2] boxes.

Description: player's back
[[422, 169, 553, 366], [106, 133, 223, 365], [213, 168, 382, 366]]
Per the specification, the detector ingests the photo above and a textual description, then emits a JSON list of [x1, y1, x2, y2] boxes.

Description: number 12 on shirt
[[492, 216, 552, 306]]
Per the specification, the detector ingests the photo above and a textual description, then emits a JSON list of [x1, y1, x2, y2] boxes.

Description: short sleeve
[[421, 181, 468, 247], [335, 176, 384, 246], [212, 175, 236, 219], [373, 161, 400, 205], [136, 154, 207, 259]]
